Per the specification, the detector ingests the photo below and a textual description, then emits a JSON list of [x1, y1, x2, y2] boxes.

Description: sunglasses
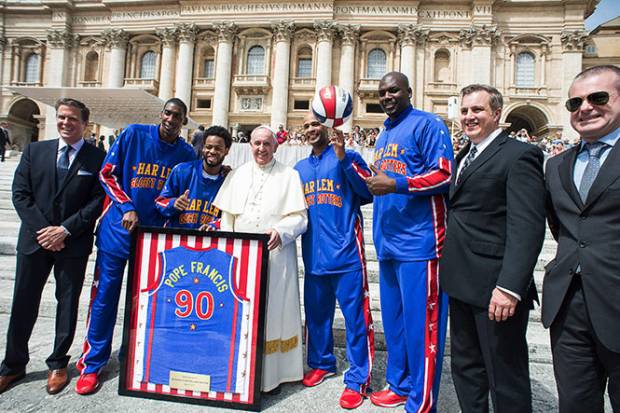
[[565, 91, 610, 112]]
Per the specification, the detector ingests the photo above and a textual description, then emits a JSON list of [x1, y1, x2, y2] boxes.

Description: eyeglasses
[[565, 91, 610, 112]]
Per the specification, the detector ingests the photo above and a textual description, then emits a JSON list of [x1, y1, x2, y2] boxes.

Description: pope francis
[[213, 125, 308, 392]]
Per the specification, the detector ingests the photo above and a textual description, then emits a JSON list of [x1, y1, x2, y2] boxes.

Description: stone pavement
[[0, 154, 612, 412]]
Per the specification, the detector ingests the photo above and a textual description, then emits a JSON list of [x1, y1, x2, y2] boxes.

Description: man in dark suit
[[543, 65, 620, 412], [439, 84, 546, 413], [0, 98, 105, 395], [0, 122, 10, 162]]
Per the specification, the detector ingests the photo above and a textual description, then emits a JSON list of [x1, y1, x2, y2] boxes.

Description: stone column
[[540, 43, 550, 87], [45, 29, 79, 138], [156, 28, 177, 100], [560, 30, 587, 140], [0, 37, 7, 88], [314, 20, 336, 93], [270, 21, 294, 130], [397, 24, 418, 86], [174, 23, 197, 109], [460, 25, 499, 85], [212, 22, 238, 128], [414, 31, 429, 109], [102, 28, 129, 88], [337, 25, 359, 133]]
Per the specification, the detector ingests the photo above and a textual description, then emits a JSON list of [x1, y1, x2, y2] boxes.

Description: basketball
[[311, 85, 353, 128]]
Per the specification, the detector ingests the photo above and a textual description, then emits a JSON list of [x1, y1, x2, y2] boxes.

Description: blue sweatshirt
[[97, 124, 196, 258], [372, 105, 454, 261], [155, 160, 224, 229], [295, 145, 372, 275]]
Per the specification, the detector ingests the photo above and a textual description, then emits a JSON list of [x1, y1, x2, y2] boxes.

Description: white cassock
[[213, 158, 308, 392]]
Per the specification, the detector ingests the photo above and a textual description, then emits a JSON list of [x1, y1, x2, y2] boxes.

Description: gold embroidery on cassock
[[264, 335, 299, 355]]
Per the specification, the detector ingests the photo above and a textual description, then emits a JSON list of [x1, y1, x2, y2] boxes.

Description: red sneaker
[[74, 373, 100, 395], [369, 388, 408, 408], [340, 387, 366, 409], [301, 368, 335, 387]]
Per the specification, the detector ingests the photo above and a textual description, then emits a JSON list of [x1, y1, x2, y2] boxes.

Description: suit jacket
[[543, 141, 620, 352], [12, 139, 106, 257], [439, 131, 545, 308], [0, 127, 9, 146]]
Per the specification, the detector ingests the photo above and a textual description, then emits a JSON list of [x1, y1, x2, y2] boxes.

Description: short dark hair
[[573, 65, 620, 93], [460, 84, 503, 112], [381, 71, 411, 89], [204, 125, 233, 148], [55, 98, 90, 123], [163, 97, 188, 117]]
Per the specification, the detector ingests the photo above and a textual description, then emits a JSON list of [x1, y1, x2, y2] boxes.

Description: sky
[[585, 0, 620, 31]]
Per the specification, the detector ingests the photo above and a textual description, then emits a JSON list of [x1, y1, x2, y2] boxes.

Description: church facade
[[0, 0, 605, 147]]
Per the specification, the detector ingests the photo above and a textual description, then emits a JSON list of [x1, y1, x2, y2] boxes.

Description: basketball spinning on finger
[[311, 85, 353, 128]]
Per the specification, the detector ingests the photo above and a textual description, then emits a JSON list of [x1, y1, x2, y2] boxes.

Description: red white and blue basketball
[[311, 85, 353, 128]]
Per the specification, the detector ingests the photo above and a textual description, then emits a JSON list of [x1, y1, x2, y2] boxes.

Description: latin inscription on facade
[[111, 9, 180, 22], [181, 3, 333, 15]]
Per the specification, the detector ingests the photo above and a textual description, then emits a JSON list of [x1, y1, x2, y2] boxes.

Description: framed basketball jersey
[[119, 227, 269, 411]]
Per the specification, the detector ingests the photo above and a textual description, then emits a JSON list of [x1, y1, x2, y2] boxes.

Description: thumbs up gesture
[[365, 164, 396, 195], [174, 189, 191, 211]]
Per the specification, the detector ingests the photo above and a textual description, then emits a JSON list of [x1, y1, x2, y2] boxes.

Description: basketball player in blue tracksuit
[[294, 112, 375, 410], [155, 125, 232, 230], [75, 99, 196, 395], [365, 72, 454, 412]]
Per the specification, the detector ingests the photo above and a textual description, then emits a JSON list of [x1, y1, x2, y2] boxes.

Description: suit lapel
[[49, 139, 61, 194], [450, 142, 470, 198], [558, 145, 584, 209], [55, 142, 86, 197], [451, 132, 507, 197], [583, 140, 620, 208]]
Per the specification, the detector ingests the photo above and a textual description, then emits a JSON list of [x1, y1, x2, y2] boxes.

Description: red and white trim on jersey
[[430, 194, 448, 258], [354, 213, 374, 392], [416, 259, 440, 413], [351, 161, 371, 180], [406, 157, 452, 193], [100, 163, 131, 203], [154, 195, 172, 210]]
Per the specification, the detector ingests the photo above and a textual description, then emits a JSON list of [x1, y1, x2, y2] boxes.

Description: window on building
[[515, 52, 535, 87], [247, 46, 265, 75], [197, 99, 212, 109], [367, 48, 387, 79], [296, 46, 313, 78], [140, 51, 157, 79], [585, 44, 597, 56], [297, 58, 312, 78], [203, 58, 215, 78], [366, 103, 384, 113], [434, 49, 451, 83], [84, 51, 99, 82], [294, 100, 310, 110], [24, 54, 39, 83]]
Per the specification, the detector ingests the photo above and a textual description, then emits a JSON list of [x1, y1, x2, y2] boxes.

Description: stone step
[[1, 312, 585, 413], [0, 258, 552, 362]]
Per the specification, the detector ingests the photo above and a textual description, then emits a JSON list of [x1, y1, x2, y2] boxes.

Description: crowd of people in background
[[451, 127, 578, 161]]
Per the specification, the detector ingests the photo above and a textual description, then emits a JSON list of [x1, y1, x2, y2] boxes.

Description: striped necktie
[[57, 145, 72, 185], [457, 145, 477, 185], [578, 141, 607, 202]]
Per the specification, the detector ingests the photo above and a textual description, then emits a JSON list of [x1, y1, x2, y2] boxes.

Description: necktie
[[57, 145, 71, 185], [457, 145, 477, 184], [578, 141, 607, 202]]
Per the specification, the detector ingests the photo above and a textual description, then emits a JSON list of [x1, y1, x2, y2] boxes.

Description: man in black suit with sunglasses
[[543, 65, 620, 412]]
